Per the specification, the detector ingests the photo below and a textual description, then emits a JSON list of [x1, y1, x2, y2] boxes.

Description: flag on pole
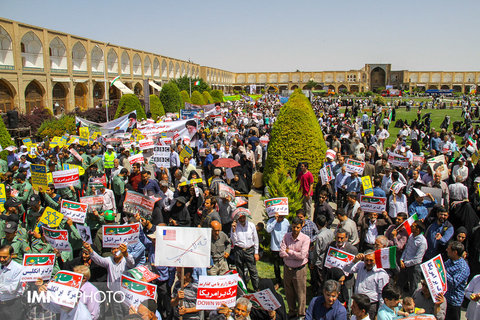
[[374, 246, 397, 269], [223, 270, 247, 294], [396, 213, 418, 235], [193, 80, 200, 86], [110, 75, 121, 87]]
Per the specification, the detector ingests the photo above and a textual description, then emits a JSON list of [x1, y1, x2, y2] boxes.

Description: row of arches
[[0, 26, 210, 81], [0, 78, 158, 114], [232, 84, 362, 94]]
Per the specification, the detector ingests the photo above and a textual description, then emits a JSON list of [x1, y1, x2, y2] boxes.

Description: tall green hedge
[[211, 90, 224, 103], [202, 91, 214, 104], [191, 90, 205, 106], [114, 94, 146, 120], [149, 94, 165, 120], [266, 164, 303, 220], [180, 90, 191, 108], [263, 89, 327, 184], [37, 115, 76, 138], [159, 82, 182, 113], [0, 116, 15, 160]]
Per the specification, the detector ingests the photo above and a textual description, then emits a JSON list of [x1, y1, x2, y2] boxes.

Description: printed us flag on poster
[[324, 246, 355, 275], [196, 274, 238, 310], [47, 271, 83, 308], [21, 253, 56, 282], [102, 223, 140, 248], [60, 199, 88, 223], [121, 274, 157, 307], [52, 168, 80, 189], [264, 197, 289, 217]]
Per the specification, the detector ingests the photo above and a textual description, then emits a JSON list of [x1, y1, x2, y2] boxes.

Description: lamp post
[[104, 42, 110, 121]]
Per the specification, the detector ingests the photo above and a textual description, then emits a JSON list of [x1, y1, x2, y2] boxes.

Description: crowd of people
[[0, 93, 479, 320]]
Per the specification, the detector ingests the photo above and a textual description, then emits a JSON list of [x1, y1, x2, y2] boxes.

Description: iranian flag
[[396, 213, 418, 235], [374, 246, 397, 269], [110, 75, 120, 87], [193, 80, 200, 86]]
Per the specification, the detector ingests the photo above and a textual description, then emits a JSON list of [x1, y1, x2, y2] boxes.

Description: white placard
[[196, 274, 238, 310]]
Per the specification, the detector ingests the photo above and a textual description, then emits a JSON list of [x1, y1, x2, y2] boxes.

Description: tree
[[211, 89, 224, 103], [159, 82, 182, 113], [114, 94, 146, 120], [37, 115, 76, 139], [191, 90, 205, 105], [171, 76, 210, 93], [265, 164, 304, 220], [202, 91, 214, 104], [263, 89, 327, 184], [149, 94, 165, 120], [373, 95, 387, 106], [180, 90, 191, 108], [0, 116, 15, 160], [304, 80, 318, 90]]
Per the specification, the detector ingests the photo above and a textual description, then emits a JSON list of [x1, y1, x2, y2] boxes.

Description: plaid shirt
[[445, 258, 470, 306]]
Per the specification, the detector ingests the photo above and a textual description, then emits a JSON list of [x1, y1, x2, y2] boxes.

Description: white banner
[[52, 168, 80, 189], [154, 227, 211, 267], [43, 226, 71, 251], [128, 153, 144, 165], [244, 288, 282, 311], [264, 197, 289, 217], [137, 119, 198, 147], [388, 152, 410, 168], [21, 254, 55, 282], [152, 145, 171, 168], [359, 195, 387, 213], [46, 271, 83, 308], [196, 274, 238, 310], [324, 246, 355, 274], [420, 254, 448, 302], [60, 199, 88, 224], [120, 274, 157, 307], [102, 223, 140, 248], [345, 159, 365, 175]]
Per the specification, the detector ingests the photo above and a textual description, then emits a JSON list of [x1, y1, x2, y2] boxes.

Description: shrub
[[1, 106, 54, 134], [0, 116, 15, 160], [70, 105, 117, 123], [263, 89, 327, 184], [180, 90, 191, 108], [114, 94, 146, 120], [191, 90, 205, 106], [37, 115, 76, 138], [202, 91, 214, 104], [159, 82, 182, 113], [211, 89, 224, 103], [149, 94, 165, 120], [373, 95, 387, 106]]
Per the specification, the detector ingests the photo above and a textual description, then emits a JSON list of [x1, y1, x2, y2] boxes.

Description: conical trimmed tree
[[149, 94, 165, 120], [264, 89, 327, 184], [114, 94, 146, 120], [191, 90, 205, 106], [180, 90, 191, 108], [159, 82, 182, 113], [0, 115, 15, 160], [202, 91, 214, 104]]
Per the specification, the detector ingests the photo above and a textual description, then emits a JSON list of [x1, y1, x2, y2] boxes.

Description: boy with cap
[[93, 210, 117, 257]]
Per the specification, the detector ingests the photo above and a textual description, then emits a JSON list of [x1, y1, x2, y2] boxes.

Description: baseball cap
[[175, 196, 187, 205], [4, 221, 18, 233], [107, 145, 114, 149], [104, 210, 116, 221], [29, 194, 41, 207], [4, 197, 21, 210]]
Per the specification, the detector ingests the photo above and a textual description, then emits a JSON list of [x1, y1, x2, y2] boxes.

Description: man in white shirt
[[452, 160, 468, 183], [448, 175, 468, 201], [231, 211, 260, 291], [0, 245, 25, 320]]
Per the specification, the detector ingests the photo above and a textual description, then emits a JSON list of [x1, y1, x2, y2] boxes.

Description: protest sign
[[178, 178, 203, 187], [264, 197, 289, 217], [128, 265, 160, 282], [80, 195, 104, 212], [324, 247, 356, 273], [361, 176, 374, 196], [390, 181, 405, 194], [0, 184, 6, 212], [31, 164, 48, 191], [47, 271, 83, 308], [420, 254, 448, 302], [123, 191, 156, 216], [428, 155, 449, 181], [120, 274, 157, 307], [218, 183, 235, 199], [152, 145, 171, 168], [326, 149, 336, 160], [50, 136, 64, 148], [319, 166, 333, 185], [154, 227, 211, 267], [69, 148, 83, 162], [179, 145, 194, 162], [60, 199, 88, 223], [21, 253, 55, 282], [88, 175, 107, 188], [63, 163, 85, 176], [128, 153, 144, 165], [196, 274, 238, 310], [103, 223, 140, 248], [52, 168, 80, 189], [360, 195, 387, 213], [259, 136, 270, 145], [43, 226, 71, 251], [38, 207, 64, 228], [76, 224, 92, 244], [345, 159, 365, 175], [244, 288, 282, 311], [139, 139, 154, 150], [180, 109, 204, 119], [22, 137, 32, 146], [396, 316, 435, 320], [420, 186, 444, 206], [412, 155, 425, 166], [231, 207, 251, 220], [388, 152, 410, 168]]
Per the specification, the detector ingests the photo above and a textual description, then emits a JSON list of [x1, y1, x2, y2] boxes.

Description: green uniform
[[81, 153, 91, 168], [91, 156, 104, 173], [43, 193, 61, 211], [112, 175, 125, 196], [26, 206, 44, 231], [16, 181, 33, 207], [1, 228, 31, 263], [0, 159, 8, 174]]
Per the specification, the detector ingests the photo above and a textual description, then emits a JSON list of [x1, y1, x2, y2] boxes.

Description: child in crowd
[[398, 297, 425, 317]]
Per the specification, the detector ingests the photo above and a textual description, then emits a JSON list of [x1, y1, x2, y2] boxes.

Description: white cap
[[107, 145, 114, 149]]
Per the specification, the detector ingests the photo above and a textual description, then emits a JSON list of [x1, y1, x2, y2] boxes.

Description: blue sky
[[2, 0, 479, 73]]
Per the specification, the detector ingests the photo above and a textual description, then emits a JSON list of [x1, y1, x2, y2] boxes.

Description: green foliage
[[37, 115, 76, 138], [114, 94, 146, 120], [180, 90, 191, 108], [0, 116, 15, 160], [191, 90, 206, 105], [264, 89, 327, 185], [171, 76, 210, 93], [265, 164, 304, 220], [374, 86, 386, 94], [304, 80, 317, 90], [202, 91, 214, 104], [149, 94, 165, 120], [211, 89, 224, 103], [373, 95, 387, 106], [159, 82, 182, 113]]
